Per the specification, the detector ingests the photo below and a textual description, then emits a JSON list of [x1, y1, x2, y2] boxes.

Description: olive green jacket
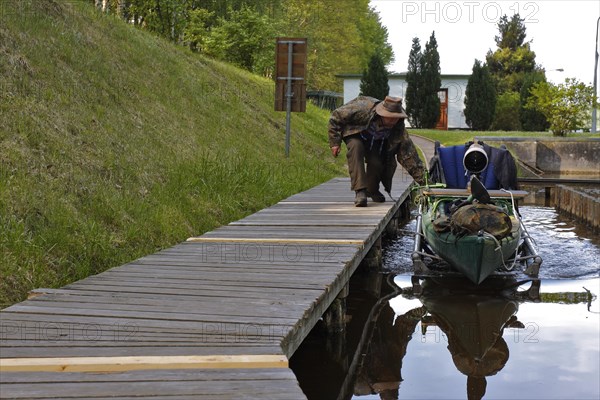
[[328, 96, 425, 190]]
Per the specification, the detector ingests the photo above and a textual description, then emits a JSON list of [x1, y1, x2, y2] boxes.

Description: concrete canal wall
[[477, 136, 600, 229], [552, 185, 600, 230], [476, 137, 600, 175]]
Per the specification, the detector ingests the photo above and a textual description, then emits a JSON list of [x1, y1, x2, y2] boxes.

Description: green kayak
[[413, 141, 542, 284], [420, 191, 522, 284]]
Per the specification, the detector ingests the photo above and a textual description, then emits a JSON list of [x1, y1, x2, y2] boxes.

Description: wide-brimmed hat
[[375, 96, 408, 118]]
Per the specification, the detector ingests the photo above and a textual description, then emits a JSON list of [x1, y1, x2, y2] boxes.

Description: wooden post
[[323, 283, 349, 333], [361, 236, 382, 270], [323, 284, 349, 369]]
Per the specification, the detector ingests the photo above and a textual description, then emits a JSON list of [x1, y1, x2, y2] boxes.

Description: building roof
[[336, 72, 471, 79]]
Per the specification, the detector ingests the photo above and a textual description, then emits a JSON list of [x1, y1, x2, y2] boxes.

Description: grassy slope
[[0, 0, 344, 307]]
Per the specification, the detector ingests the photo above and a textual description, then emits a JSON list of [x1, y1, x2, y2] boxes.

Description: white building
[[338, 73, 471, 129]]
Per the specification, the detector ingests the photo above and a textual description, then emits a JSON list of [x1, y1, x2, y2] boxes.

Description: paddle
[[450, 175, 491, 214], [469, 175, 491, 204]]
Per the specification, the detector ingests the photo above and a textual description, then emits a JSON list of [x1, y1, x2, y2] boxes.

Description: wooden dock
[[1, 174, 414, 399]]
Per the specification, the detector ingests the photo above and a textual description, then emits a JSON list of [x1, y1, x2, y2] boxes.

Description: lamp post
[[592, 17, 599, 133], [547, 68, 564, 76]]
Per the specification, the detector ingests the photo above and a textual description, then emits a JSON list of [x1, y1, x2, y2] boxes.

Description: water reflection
[[349, 276, 599, 400], [291, 270, 599, 400], [353, 277, 537, 400]]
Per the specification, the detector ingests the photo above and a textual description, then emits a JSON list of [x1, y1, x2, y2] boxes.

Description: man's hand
[[331, 146, 341, 157]]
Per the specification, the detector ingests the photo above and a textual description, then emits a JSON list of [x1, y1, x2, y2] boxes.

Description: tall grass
[[0, 0, 344, 307]]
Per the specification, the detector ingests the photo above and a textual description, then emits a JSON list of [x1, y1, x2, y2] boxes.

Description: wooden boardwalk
[[1, 173, 414, 399]]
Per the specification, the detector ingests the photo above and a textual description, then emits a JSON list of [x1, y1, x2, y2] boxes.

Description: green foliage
[[420, 32, 441, 128], [520, 71, 549, 131], [127, 0, 189, 40], [0, 0, 344, 307], [357, 7, 394, 67], [280, 0, 392, 91], [203, 6, 278, 75], [93, 0, 393, 91], [464, 60, 497, 130], [182, 8, 214, 52], [405, 33, 440, 128], [491, 91, 522, 131], [494, 13, 527, 50], [526, 78, 596, 136], [486, 14, 537, 94], [405, 37, 422, 128], [359, 53, 389, 100]]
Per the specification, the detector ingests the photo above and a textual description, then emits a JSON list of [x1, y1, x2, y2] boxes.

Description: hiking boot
[[367, 190, 386, 203], [354, 189, 367, 207]]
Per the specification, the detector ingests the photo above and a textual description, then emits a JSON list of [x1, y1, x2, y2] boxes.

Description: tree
[[183, 8, 213, 52], [359, 53, 389, 100], [464, 60, 497, 130], [97, 0, 394, 91], [357, 7, 394, 68], [405, 37, 423, 128], [281, 0, 393, 91], [420, 31, 441, 128], [526, 78, 596, 136], [520, 71, 549, 131], [486, 14, 537, 94], [129, 0, 189, 41], [491, 91, 522, 131], [494, 13, 527, 50], [203, 6, 278, 76]]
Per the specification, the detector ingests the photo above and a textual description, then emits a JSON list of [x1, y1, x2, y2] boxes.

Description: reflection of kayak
[[422, 292, 518, 362], [412, 141, 542, 284], [421, 189, 522, 284]]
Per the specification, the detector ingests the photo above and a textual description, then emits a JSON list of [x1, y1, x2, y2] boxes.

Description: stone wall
[[552, 185, 600, 230], [476, 137, 600, 175]]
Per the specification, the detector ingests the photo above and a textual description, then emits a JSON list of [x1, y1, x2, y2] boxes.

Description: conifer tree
[[520, 71, 549, 131], [486, 14, 537, 94], [464, 60, 497, 130], [405, 37, 423, 128], [420, 31, 441, 128], [359, 53, 389, 100]]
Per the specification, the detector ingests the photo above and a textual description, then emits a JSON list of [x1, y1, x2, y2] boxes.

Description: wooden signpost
[[274, 37, 307, 157]]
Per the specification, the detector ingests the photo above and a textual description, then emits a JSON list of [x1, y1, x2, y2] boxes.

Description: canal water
[[290, 204, 600, 400]]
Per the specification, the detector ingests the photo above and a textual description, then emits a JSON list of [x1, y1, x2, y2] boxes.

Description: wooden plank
[[0, 342, 291, 358], [0, 354, 289, 373], [67, 276, 332, 292], [24, 291, 315, 309], [62, 282, 326, 299], [0, 369, 306, 399], [85, 273, 338, 287], [2, 305, 300, 326], [187, 237, 365, 245], [0, 312, 296, 336], [12, 298, 315, 321]]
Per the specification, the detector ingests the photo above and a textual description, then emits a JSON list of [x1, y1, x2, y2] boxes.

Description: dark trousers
[[344, 135, 385, 193]]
